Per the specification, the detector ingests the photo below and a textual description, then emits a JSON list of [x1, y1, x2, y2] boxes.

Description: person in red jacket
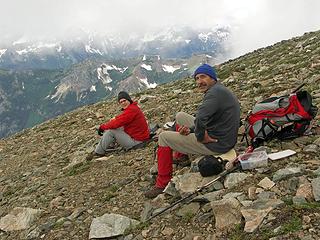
[[86, 91, 150, 160]]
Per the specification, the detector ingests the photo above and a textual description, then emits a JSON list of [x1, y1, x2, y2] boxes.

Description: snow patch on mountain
[[90, 85, 96, 92], [97, 67, 113, 84], [16, 49, 30, 55], [15, 42, 60, 55], [162, 64, 181, 73], [85, 45, 103, 55], [138, 77, 157, 89], [56, 45, 62, 52], [185, 40, 191, 44], [0, 49, 7, 58], [112, 65, 128, 73], [50, 83, 71, 102], [198, 32, 213, 43], [141, 64, 152, 71]]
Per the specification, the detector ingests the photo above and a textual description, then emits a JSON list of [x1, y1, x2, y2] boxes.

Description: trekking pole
[[145, 146, 254, 222], [292, 82, 305, 93], [145, 163, 240, 222]]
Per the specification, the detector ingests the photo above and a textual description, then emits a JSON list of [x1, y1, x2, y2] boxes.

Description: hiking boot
[[144, 186, 165, 199], [172, 155, 191, 167], [86, 151, 105, 161]]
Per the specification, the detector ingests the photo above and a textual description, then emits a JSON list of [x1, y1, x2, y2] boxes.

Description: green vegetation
[[124, 222, 150, 236], [67, 162, 91, 176], [228, 224, 247, 240], [279, 215, 302, 234], [101, 185, 120, 202], [181, 211, 195, 222]]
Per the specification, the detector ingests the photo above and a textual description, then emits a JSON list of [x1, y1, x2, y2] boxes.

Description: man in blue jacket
[[145, 64, 240, 198]]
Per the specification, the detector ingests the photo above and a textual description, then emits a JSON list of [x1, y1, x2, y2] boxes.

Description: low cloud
[[1, 0, 320, 58]]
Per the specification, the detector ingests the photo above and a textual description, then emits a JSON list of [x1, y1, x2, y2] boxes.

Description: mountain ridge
[[0, 26, 229, 70]]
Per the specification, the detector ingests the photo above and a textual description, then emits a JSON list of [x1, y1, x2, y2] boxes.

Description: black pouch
[[198, 155, 228, 177]]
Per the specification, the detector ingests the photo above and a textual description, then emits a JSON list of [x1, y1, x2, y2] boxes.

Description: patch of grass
[[102, 192, 117, 202], [279, 215, 302, 234], [290, 202, 320, 210], [228, 224, 247, 240], [181, 211, 195, 223], [108, 184, 119, 193], [53, 219, 66, 229], [67, 162, 91, 176], [101, 184, 120, 202], [124, 222, 150, 235]]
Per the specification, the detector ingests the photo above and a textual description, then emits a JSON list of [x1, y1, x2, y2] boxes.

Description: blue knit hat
[[193, 64, 217, 81]]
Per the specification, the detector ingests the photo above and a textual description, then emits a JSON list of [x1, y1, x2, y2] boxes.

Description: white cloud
[[0, 0, 320, 58]]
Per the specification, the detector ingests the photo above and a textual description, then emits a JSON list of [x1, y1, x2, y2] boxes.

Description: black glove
[[97, 127, 104, 136]]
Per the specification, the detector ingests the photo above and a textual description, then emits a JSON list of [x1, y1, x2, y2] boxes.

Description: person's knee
[[158, 131, 173, 146], [102, 129, 114, 139], [175, 112, 187, 124]]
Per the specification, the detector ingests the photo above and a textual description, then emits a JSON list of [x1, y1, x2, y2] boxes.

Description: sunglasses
[[119, 99, 127, 104]]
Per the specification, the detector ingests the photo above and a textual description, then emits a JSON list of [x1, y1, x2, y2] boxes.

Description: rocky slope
[[0, 30, 320, 240]]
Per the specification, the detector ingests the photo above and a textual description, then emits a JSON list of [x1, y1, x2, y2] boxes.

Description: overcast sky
[[1, 0, 320, 58]]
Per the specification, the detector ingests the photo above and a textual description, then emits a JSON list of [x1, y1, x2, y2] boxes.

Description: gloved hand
[[97, 127, 104, 136]]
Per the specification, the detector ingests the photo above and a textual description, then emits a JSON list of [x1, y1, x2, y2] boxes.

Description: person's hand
[[97, 127, 104, 136], [178, 125, 190, 135], [225, 158, 237, 170], [200, 130, 218, 143], [225, 161, 234, 170]]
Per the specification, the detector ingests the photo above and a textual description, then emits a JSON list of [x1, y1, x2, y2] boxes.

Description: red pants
[[155, 146, 173, 188]]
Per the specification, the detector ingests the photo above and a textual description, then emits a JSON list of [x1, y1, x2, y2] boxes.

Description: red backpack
[[244, 90, 318, 147]]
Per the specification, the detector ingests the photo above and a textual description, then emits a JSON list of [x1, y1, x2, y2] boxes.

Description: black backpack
[[198, 155, 228, 177]]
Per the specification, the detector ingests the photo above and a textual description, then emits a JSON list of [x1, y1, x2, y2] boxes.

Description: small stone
[[258, 177, 275, 190], [292, 196, 307, 205], [161, 227, 174, 236], [248, 187, 257, 200]]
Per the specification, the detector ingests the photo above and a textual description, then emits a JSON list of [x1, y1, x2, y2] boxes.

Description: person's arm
[[100, 108, 136, 130]]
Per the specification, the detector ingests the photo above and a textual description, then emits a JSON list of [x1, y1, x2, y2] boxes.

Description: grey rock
[[163, 181, 180, 197], [223, 192, 244, 200], [303, 144, 319, 153], [192, 190, 225, 203], [314, 167, 320, 176], [313, 137, 320, 146], [272, 167, 302, 182], [67, 207, 86, 221], [0, 207, 41, 232], [140, 202, 153, 222], [292, 196, 307, 205], [311, 177, 320, 201], [257, 191, 276, 200], [176, 202, 200, 217], [89, 213, 139, 239], [25, 227, 41, 239], [258, 177, 275, 190], [241, 198, 284, 233], [224, 172, 250, 189], [211, 197, 242, 230], [171, 172, 220, 195], [197, 212, 213, 223]]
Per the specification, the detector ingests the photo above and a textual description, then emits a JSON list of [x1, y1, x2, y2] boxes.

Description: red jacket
[[100, 102, 150, 141]]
